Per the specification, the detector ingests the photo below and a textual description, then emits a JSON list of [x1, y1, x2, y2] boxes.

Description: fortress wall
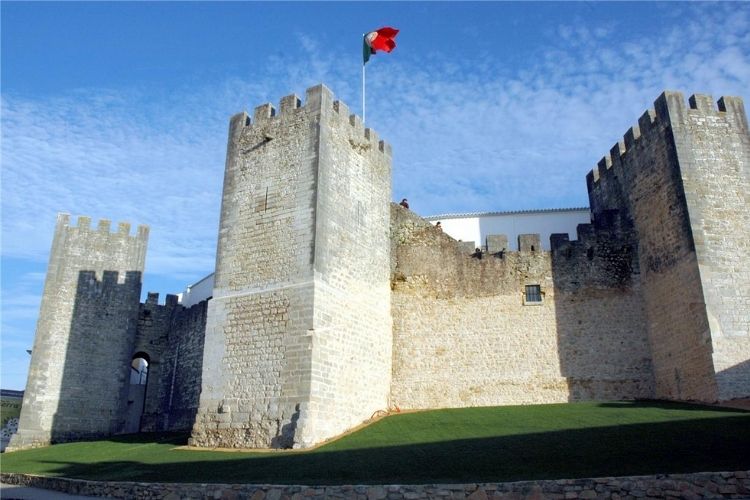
[[9, 215, 148, 451], [45, 271, 143, 441], [191, 90, 320, 448], [295, 92, 393, 446], [390, 206, 653, 409], [586, 92, 750, 401], [669, 95, 750, 400], [211, 100, 319, 294], [193, 287, 315, 448], [550, 223, 654, 400], [134, 293, 177, 432], [154, 299, 208, 431], [392, 291, 568, 408], [137, 295, 207, 432]]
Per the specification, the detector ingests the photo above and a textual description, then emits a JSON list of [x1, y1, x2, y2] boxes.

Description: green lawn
[[2, 401, 749, 484]]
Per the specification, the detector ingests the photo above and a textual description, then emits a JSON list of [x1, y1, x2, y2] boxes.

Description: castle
[[8, 84, 750, 451]]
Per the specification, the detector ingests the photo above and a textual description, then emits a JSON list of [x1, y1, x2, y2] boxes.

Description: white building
[[177, 272, 214, 307], [425, 208, 591, 251]]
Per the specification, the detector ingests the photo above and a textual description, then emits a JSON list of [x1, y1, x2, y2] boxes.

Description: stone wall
[[11, 86, 746, 453], [156, 299, 208, 431], [134, 292, 178, 432], [191, 85, 393, 449], [297, 89, 393, 446], [669, 94, 750, 400], [8, 215, 148, 451], [550, 217, 654, 401], [587, 91, 750, 402], [390, 205, 654, 409], [137, 294, 208, 432], [3, 471, 749, 499]]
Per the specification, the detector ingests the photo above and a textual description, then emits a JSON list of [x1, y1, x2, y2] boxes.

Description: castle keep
[[8, 84, 750, 451]]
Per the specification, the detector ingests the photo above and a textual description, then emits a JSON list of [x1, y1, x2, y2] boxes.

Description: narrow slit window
[[525, 285, 542, 303]]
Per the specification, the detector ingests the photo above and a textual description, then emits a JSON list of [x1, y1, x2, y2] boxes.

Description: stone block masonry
[[132, 292, 178, 432], [587, 92, 750, 402], [390, 205, 654, 409], [190, 84, 392, 449], [8, 215, 148, 451], [136, 294, 209, 433], [3, 471, 749, 499], [389, 90, 748, 409], [669, 95, 750, 400]]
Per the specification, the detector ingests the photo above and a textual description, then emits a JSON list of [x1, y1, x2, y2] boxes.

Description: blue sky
[[2, 2, 749, 390]]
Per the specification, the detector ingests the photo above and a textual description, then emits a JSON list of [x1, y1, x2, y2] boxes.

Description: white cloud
[[1, 271, 44, 388], [2, 3, 749, 275], [1, 293, 42, 323]]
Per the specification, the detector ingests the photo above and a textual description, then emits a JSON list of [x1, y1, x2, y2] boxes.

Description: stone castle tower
[[7, 85, 749, 452], [587, 92, 750, 401], [8, 216, 148, 450], [188, 85, 394, 448]]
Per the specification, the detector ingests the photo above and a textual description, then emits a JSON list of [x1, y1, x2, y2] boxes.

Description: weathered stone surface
[[136, 295, 208, 433], [190, 85, 393, 449], [368, 486, 387, 500], [390, 204, 654, 408], [466, 488, 488, 500], [4, 471, 750, 499], [8, 215, 148, 451], [587, 92, 750, 402]]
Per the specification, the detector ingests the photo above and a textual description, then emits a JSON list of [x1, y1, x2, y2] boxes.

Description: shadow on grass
[[20, 414, 750, 485], [97, 432, 189, 445], [597, 399, 750, 413]]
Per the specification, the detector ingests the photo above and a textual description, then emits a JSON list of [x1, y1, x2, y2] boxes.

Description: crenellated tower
[[8, 214, 148, 450], [587, 92, 750, 401], [190, 84, 393, 449]]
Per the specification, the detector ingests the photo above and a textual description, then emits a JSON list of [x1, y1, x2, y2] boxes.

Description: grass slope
[[2, 401, 749, 484]]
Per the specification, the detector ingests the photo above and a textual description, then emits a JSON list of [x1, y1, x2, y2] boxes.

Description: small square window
[[525, 285, 542, 303]]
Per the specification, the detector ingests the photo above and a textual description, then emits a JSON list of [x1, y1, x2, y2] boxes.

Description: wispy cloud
[[2, 4, 748, 273], [1, 270, 44, 389], [374, 3, 750, 215], [1, 87, 226, 271]]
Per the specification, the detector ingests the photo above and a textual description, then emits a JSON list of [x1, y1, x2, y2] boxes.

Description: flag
[[363, 27, 399, 64]]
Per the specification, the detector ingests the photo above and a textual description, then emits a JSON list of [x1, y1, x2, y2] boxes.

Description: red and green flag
[[363, 27, 399, 64]]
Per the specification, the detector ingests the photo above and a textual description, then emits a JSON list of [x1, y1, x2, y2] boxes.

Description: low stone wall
[[2, 471, 748, 499]]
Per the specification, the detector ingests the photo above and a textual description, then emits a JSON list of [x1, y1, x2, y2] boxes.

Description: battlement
[[56, 213, 149, 241], [229, 84, 391, 156], [548, 221, 638, 291], [656, 91, 748, 131], [46, 213, 149, 286], [586, 91, 748, 193], [476, 223, 609, 256], [77, 269, 142, 289], [480, 233, 544, 253], [144, 292, 180, 307], [549, 223, 602, 251]]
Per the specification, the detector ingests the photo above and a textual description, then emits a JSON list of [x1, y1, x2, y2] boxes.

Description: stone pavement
[[0, 482, 105, 500], [2, 471, 750, 499]]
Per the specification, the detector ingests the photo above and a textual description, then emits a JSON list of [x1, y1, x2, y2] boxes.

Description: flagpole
[[362, 62, 366, 125]]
